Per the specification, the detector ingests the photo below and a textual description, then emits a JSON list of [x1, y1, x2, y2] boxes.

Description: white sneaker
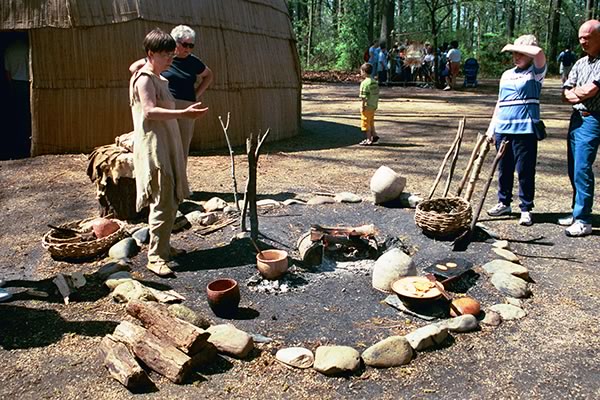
[[443, 85, 452, 91], [519, 212, 533, 226], [487, 203, 512, 216], [0, 288, 12, 302], [565, 221, 592, 237], [558, 215, 574, 226]]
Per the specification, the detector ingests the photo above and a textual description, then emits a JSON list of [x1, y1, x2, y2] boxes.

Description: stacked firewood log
[[99, 300, 216, 389]]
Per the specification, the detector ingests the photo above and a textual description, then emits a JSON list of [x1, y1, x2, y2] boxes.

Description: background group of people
[[365, 39, 461, 89]]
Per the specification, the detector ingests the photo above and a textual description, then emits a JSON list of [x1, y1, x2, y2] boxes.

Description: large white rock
[[439, 314, 479, 333], [492, 248, 520, 264], [361, 336, 413, 367], [313, 345, 360, 375], [104, 271, 133, 290], [204, 197, 228, 212], [405, 324, 449, 351], [372, 248, 416, 293], [370, 166, 407, 204], [206, 324, 254, 359], [276, 347, 314, 369]]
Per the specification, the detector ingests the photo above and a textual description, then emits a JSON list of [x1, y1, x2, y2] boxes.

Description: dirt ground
[[1, 78, 600, 399]]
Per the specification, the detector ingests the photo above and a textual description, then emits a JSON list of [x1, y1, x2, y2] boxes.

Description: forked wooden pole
[[428, 119, 464, 200], [442, 117, 466, 197], [464, 138, 492, 202], [456, 133, 487, 198]]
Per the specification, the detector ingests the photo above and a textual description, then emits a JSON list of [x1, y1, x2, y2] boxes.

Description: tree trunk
[[548, 0, 561, 73], [126, 300, 210, 356], [380, 0, 395, 45], [368, 0, 375, 42], [586, 0, 595, 20], [455, 1, 461, 32], [506, 0, 515, 39]]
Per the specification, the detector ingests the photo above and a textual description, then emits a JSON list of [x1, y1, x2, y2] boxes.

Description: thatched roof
[[1, 0, 292, 40]]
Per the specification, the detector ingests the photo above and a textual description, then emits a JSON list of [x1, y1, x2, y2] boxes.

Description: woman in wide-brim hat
[[485, 34, 547, 227]]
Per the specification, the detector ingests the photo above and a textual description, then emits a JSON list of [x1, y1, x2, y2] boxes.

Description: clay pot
[[450, 296, 481, 317], [256, 250, 289, 280], [91, 218, 120, 239], [206, 278, 240, 318]]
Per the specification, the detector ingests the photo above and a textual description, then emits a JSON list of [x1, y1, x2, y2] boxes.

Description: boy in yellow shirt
[[359, 63, 380, 145]]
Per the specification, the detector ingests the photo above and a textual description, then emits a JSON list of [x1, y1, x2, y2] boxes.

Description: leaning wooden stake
[[442, 117, 466, 197], [428, 119, 464, 200], [456, 133, 487, 197], [464, 138, 492, 202], [219, 113, 241, 211], [241, 128, 270, 239], [454, 140, 508, 250]]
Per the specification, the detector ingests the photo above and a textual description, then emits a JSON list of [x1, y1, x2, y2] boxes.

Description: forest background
[[287, 0, 596, 76]]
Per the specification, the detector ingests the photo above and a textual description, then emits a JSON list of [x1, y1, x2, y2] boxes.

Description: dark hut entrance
[[0, 31, 31, 160]]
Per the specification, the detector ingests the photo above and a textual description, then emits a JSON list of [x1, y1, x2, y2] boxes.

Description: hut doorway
[[0, 31, 31, 160]]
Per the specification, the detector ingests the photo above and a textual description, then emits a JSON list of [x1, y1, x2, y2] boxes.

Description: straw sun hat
[[502, 34, 540, 52]]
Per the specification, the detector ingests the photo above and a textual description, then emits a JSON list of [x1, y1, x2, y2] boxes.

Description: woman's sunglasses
[[179, 42, 195, 49]]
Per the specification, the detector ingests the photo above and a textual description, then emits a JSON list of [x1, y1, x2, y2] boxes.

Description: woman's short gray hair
[[170, 25, 196, 43]]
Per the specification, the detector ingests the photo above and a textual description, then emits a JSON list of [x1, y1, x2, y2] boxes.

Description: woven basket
[[414, 197, 472, 237], [42, 218, 127, 259]]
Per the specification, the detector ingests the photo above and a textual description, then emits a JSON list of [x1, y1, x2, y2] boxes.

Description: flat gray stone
[[491, 240, 510, 250], [95, 259, 131, 279], [491, 272, 531, 298], [105, 271, 133, 290], [112, 280, 155, 303], [398, 192, 423, 208], [482, 259, 529, 280], [361, 336, 413, 367], [313, 346, 360, 375], [206, 324, 254, 359], [307, 196, 336, 205], [283, 199, 306, 206], [481, 310, 502, 326], [187, 211, 218, 226], [172, 213, 190, 232], [334, 192, 362, 203], [492, 248, 520, 264], [132, 227, 149, 246], [489, 304, 527, 320], [405, 324, 449, 351], [276, 347, 314, 369], [167, 304, 211, 329], [257, 199, 281, 207], [440, 314, 479, 333], [108, 238, 139, 260]]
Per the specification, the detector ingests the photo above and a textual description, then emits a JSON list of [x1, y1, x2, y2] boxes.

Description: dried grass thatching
[[1, 0, 300, 155]]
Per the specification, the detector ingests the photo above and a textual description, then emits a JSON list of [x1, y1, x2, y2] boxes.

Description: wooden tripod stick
[[456, 133, 487, 197], [428, 119, 464, 200], [468, 140, 509, 236], [464, 137, 492, 202], [442, 117, 466, 197]]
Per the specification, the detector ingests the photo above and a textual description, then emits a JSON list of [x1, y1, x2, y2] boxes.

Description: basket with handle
[[42, 217, 127, 259]]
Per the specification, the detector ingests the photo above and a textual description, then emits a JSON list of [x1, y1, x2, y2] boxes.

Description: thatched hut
[[0, 0, 301, 157]]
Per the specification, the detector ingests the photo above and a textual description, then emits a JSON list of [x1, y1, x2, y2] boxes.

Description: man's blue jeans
[[567, 111, 600, 224], [495, 133, 538, 212]]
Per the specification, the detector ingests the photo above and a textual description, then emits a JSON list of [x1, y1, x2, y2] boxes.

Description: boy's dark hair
[[143, 28, 176, 54], [361, 63, 373, 74], [450, 40, 459, 48]]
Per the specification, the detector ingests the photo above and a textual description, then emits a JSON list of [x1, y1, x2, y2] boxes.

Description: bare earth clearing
[[1, 79, 599, 399]]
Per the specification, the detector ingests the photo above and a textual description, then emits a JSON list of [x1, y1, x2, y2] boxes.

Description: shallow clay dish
[[392, 276, 443, 300]]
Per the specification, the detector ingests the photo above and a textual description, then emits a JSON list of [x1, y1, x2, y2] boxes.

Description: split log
[[112, 321, 193, 384], [99, 335, 152, 390], [126, 300, 210, 355]]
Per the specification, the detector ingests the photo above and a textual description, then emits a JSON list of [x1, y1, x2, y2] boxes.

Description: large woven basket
[[42, 218, 127, 259], [414, 197, 472, 237]]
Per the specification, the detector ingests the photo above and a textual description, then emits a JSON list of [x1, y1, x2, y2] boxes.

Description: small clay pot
[[206, 278, 240, 318], [256, 249, 289, 280]]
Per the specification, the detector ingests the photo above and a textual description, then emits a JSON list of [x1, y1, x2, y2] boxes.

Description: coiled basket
[[42, 218, 127, 259], [414, 197, 472, 237]]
